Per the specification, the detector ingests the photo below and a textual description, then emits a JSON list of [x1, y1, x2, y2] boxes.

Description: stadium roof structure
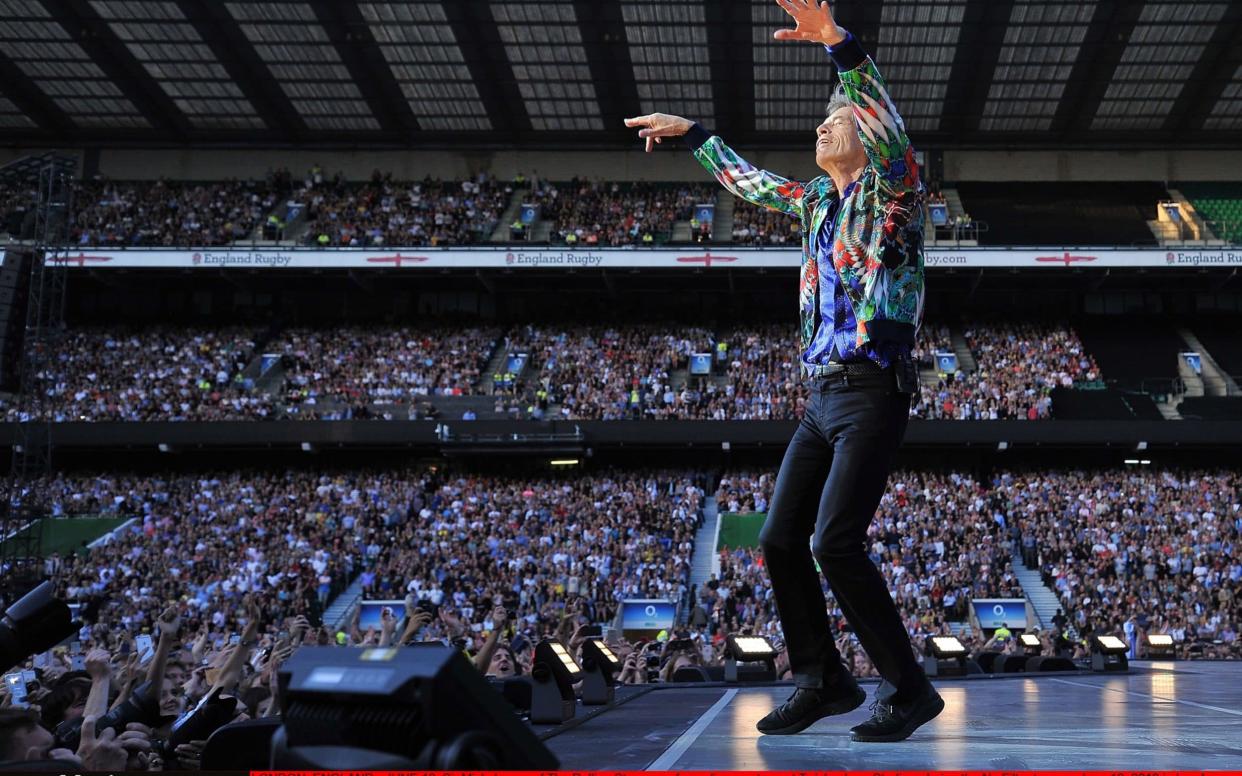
[[0, 0, 1238, 150]]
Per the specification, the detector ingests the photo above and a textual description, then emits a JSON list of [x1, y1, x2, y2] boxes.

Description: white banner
[[33, 246, 1242, 269]]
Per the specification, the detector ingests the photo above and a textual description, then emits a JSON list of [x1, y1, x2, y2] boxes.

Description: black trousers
[[759, 364, 928, 704]]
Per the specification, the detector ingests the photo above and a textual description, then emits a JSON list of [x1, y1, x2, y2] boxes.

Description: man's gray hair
[[825, 86, 851, 118]]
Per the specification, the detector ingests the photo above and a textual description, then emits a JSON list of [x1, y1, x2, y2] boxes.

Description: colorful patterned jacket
[[686, 34, 925, 367]]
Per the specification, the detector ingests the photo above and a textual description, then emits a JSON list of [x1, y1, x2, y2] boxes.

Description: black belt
[[806, 360, 888, 378]]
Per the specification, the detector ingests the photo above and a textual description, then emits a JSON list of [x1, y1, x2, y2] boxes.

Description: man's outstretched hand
[[623, 113, 694, 153], [774, 0, 847, 46]]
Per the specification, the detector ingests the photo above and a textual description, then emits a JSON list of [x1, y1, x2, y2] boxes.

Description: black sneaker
[[756, 682, 867, 735], [849, 685, 945, 742]]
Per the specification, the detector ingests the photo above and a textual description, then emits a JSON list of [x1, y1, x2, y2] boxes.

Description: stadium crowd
[[708, 466, 1239, 671], [0, 463, 1236, 768], [0, 467, 710, 767], [535, 180, 714, 246], [353, 470, 706, 627], [1008, 468, 1241, 660], [708, 469, 1024, 676], [21, 466, 703, 633], [912, 322, 1102, 420], [300, 173, 511, 248], [730, 201, 800, 246], [507, 324, 714, 420], [0, 320, 1108, 423], [2, 327, 271, 422], [911, 322, 953, 369], [72, 179, 278, 248], [272, 326, 499, 417]]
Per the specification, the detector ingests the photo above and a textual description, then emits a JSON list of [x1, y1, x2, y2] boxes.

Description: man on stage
[[625, 0, 942, 742]]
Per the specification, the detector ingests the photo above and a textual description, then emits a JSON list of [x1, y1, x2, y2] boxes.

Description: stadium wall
[[4, 146, 1242, 183]]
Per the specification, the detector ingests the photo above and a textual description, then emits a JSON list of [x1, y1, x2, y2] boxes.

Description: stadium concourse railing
[[1, 419, 1241, 452], [13, 241, 1242, 270]]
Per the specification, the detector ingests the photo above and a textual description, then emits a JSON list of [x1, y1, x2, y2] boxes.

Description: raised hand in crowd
[[76, 715, 129, 771]]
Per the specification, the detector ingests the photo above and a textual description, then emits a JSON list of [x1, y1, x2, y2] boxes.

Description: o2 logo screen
[[620, 600, 676, 630]]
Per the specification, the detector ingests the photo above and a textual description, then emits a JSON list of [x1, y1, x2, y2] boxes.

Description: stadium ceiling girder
[[0, 0, 1238, 148], [1168, 2, 1242, 135], [41, 0, 191, 138], [0, 50, 74, 134], [168, 0, 307, 139]]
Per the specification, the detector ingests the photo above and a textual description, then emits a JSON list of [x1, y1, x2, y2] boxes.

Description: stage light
[[1095, 635, 1126, 651], [268, 645, 557, 770], [1146, 633, 1175, 658], [578, 639, 621, 706], [997, 441, 1008, 451], [1136, 441, 1148, 451], [549, 459, 579, 466], [530, 639, 581, 724], [723, 634, 777, 682], [547, 640, 582, 675], [924, 636, 968, 677], [727, 635, 777, 660], [1091, 634, 1129, 672], [928, 636, 968, 657], [1020, 633, 1042, 656], [301, 442, 315, 452]]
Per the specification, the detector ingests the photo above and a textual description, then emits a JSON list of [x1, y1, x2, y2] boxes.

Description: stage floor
[[540, 661, 1242, 770]]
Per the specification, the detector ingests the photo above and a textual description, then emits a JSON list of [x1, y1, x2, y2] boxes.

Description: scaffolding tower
[[0, 152, 75, 600]]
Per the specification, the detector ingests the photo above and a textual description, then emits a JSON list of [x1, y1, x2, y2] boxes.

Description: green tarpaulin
[[717, 512, 767, 550]]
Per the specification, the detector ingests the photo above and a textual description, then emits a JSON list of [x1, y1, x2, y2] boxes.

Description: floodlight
[[531, 639, 581, 724], [924, 635, 968, 677], [726, 635, 777, 660], [723, 634, 776, 682], [547, 640, 582, 676], [1094, 635, 1127, 652], [1020, 633, 1042, 656], [927, 636, 968, 658], [579, 639, 621, 706], [1146, 633, 1175, 658], [1091, 634, 1129, 672]]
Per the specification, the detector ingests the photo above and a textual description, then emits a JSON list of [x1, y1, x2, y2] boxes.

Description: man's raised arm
[[776, 0, 916, 187], [622, 116, 806, 219]]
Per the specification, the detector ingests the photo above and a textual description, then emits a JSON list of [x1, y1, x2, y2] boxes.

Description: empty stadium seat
[[1177, 397, 1242, 420], [954, 182, 1170, 246], [1179, 182, 1242, 244]]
